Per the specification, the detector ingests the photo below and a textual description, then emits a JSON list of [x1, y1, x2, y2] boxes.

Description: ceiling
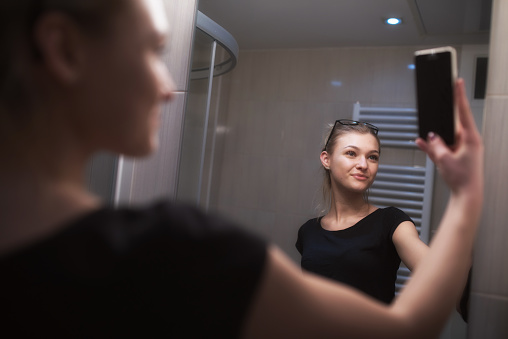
[[198, 0, 492, 50]]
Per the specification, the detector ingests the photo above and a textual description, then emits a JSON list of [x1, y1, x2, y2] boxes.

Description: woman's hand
[[415, 78, 484, 197]]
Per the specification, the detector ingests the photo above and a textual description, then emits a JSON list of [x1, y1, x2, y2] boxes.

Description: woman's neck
[[322, 188, 375, 230], [0, 121, 100, 255], [328, 195, 370, 218], [0, 169, 101, 256]]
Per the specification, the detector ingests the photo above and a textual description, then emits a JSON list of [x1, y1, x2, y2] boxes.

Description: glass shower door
[[176, 12, 238, 209]]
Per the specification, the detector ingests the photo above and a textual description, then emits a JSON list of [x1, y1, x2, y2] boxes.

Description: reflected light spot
[[407, 64, 415, 70], [386, 17, 402, 25], [216, 126, 229, 134], [331, 80, 343, 87]]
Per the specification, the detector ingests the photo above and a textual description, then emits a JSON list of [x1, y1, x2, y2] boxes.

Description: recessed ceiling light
[[385, 17, 402, 25]]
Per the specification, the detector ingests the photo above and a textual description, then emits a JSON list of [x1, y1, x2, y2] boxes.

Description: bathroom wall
[[469, 0, 508, 337]]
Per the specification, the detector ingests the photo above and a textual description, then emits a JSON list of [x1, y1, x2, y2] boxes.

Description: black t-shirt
[[0, 201, 267, 338], [296, 207, 413, 304]]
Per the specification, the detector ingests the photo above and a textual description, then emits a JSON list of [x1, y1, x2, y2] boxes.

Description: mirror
[[191, 1, 492, 338]]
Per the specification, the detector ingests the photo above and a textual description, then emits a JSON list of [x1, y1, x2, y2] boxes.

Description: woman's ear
[[320, 151, 330, 170], [33, 12, 86, 84]]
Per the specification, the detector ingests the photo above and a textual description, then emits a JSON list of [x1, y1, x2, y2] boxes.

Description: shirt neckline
[[318, 207, 382, 233]]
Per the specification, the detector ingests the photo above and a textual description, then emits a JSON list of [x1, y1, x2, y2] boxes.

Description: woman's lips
[[352, 174, 368, 180]]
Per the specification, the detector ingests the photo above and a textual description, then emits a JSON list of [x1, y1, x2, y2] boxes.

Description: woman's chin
[[112, 135, 159, 158]]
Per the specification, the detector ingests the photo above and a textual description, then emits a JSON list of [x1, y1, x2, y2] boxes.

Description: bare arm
[[392, 221, 428, 271], [242, 246, 411, 339], [242, 79, 483, 339], [392, 218, 471, 317]]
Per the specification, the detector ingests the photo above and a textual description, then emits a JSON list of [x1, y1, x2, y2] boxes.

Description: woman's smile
[[352, 173, 368, 180]]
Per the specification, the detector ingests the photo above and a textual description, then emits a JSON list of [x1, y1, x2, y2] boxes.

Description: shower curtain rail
[[192, 11, 239, 80]]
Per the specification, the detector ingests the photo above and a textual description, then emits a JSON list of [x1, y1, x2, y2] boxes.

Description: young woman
[[0, 0, 483, 338], [296, 120, 430, 304]]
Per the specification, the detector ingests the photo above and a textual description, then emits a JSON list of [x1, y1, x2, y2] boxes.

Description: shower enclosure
[[175, 11, 239, 210], [85, 11, 238, 208]]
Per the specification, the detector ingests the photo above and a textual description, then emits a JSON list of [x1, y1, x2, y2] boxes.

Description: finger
[[424, 132, 450, 164], [415, 137, 428, 153], [455, 78, 476, 133]]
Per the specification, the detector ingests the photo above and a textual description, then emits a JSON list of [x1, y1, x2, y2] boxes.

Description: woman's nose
[[157, 61, 176, 102], [160, 72, 176, 102], [356, 156, 367, 169]]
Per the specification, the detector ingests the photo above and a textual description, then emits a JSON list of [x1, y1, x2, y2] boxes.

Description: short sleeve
[[295, 226, 303, 254], [384, 207, 415, 238], [295, 218, 319, 255]]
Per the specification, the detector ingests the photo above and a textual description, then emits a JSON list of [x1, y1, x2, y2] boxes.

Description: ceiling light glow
[[386, 17, 401, 25]]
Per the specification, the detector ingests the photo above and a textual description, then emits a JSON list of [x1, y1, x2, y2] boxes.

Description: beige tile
[[278, 50, 312, 102], [346, 48, 376, 104], [296, 160, 323, 214], [279, 157, 303, 213], [214, 204, 277, 242], [468, 293, 508, 338], [369, 47, 417, 106], [228, 51, 253, 101], [486, 0, 508, 96], [472, 96, 508, 296], [246, 50, 285, 102], [215, 153, 238, 207], [162, 0, 198, 91], [215, 205, 257, 231], [255, 155, 283, 211], [307, 48, 353, 103]]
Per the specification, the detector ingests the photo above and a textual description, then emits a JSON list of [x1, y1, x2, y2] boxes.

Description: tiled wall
[[116, 0, 198, 204], [468, 0, 508, 337], [211, 46, 444, 261]]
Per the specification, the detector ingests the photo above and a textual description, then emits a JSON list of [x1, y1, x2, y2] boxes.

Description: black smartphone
[[414, 46, 457, 145]]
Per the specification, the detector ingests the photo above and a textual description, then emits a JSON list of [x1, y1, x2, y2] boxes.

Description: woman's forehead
[[336, 132, 379, 149]]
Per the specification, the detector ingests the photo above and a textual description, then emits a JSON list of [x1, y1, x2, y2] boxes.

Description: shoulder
[[88, 200, 267, 257], [77, 200, 251, 236], [298, 217, 321, 233], [375, 207, 414, 236], [380, 206, 413, 222], [300, 217, 321, 228], [10, 200, 268, 278]]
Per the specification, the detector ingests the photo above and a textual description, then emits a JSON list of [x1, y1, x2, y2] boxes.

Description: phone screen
[[415, 51, 455, 145]]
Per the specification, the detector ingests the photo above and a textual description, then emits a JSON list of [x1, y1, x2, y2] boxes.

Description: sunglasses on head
[[324, 119, 379, 151]]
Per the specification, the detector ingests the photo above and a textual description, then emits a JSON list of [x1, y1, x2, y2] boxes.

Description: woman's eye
[[369, 155, 379, 161], [345, 151, 356, 157]]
